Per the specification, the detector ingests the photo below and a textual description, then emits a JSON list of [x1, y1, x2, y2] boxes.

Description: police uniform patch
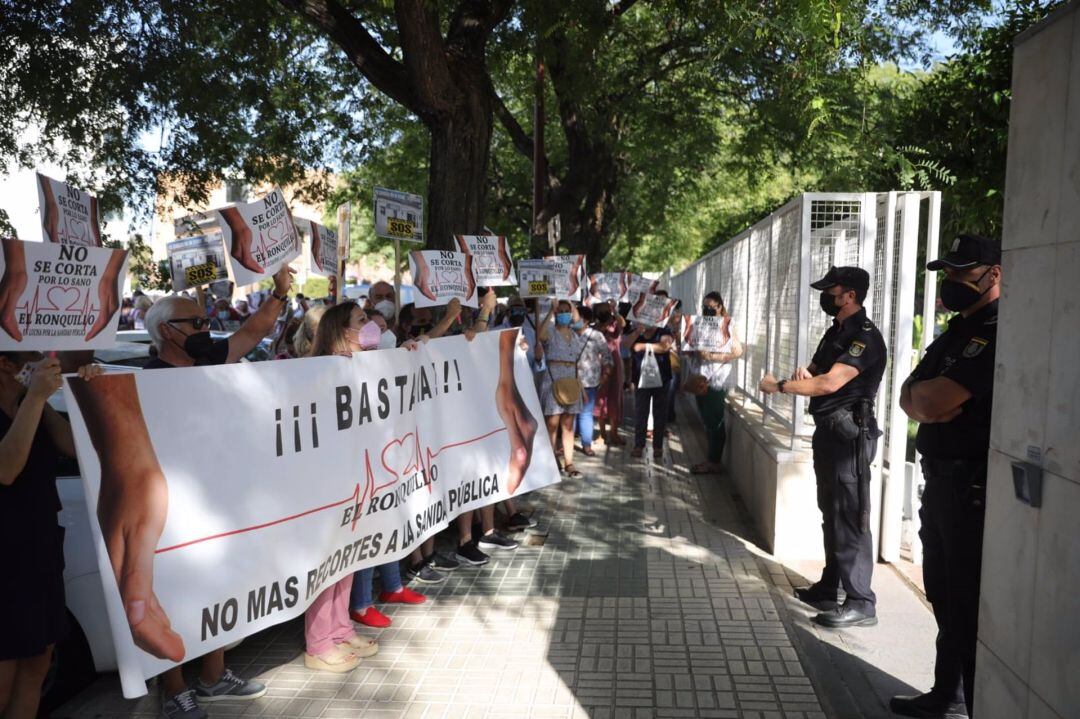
[[963, 337, 989, 358], [848, 341, 866, 357]]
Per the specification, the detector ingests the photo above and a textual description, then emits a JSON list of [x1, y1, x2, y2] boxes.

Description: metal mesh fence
[[767, 205, 800, 418]]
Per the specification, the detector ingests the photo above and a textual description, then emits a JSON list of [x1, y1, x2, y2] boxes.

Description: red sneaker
[[349, 607, 391, 628], [379, 587, 427, 605]]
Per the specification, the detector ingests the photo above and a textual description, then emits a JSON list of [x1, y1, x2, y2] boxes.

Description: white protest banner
[[167, 233, 228, 292], [306, 219, 339, 277], [35, 172, 103, 247], [0, 238, 128, 350], [680, 314, 731, 352], [408, 250, 477, 308], [622, 272, 658, 302], [585, 272, 626, 306], [517, 259, 555, 298], [454, 234, 516, 286], [374, 186, 424, 243], [545, 254, 586, 300], [214, 188, 301, 287], [628, 291, 678, 328], [62, 330, 557, 698]]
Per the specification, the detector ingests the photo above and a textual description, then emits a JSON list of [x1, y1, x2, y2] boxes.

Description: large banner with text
[[63, 330, 557, 697]]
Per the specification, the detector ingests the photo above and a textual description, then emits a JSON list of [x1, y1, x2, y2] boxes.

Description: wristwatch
[[271, 290, 289, 303], [777, 379, 787, 394]]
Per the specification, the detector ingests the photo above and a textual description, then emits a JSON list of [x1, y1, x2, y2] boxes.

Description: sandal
[[304, 646, 360, 673], [338, 634, 379, 658], [563, 464, 583, 478], [580, 447, 597, 457]]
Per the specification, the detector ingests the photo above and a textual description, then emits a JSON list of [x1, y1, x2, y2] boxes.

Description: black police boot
[[794, 586, 839, 612], [812, 604, 878, 628], [889, 692, 968, 718]]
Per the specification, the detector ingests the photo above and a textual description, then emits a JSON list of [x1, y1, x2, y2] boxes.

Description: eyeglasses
[[167, 317, 211, 331]]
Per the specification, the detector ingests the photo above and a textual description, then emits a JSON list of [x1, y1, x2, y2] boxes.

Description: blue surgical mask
[[571, 320, 584, 330], [555, 312, 573, 326]]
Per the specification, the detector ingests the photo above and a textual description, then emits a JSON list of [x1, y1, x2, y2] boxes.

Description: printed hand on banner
[[39, 174, 60, 243], [497, 239, 511, 280], [464, 255, 476, 299], [68, 373, 185, 663], [567, 256, 583, 296], [497, 330, 538, 494], [0, 239, 28, 341], [85, 250, 125, 341], [89, 195, 102, 246], [411, 253, 438, 302], [220, 207, 264, 274], [631, 292, 647, 318], [310, 224, 322, 272]]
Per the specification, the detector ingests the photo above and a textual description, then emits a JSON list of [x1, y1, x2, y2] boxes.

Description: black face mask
[[702, 307, 717, 317], [183, 331, 216, 362], [508, 309, 526, 327], [819, 291, 842, 317], [409, 323, 432, 338], [940, 268, 991, 312]]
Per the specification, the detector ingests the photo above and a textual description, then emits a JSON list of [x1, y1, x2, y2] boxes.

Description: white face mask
[[374, 299, 396, 319], [379, 330, 398, 350]]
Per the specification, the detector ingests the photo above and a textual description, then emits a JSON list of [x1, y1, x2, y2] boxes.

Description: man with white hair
[[364, 280, 397, 323], [145, 265, 292, 369]]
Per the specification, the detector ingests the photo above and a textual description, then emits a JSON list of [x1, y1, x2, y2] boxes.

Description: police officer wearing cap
[[760, 266, 886, 628], [889, 235, 1001, 719]]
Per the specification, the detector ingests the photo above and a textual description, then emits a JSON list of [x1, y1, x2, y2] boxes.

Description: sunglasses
[[167, 317, 211, 331]]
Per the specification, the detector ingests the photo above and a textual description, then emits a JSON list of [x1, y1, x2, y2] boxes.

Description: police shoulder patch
[[848, 341, 866, 357], [963, 337, 989, 358]]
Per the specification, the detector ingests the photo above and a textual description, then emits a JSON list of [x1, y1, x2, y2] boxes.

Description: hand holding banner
[[409, 250, 477, 308], [307, 219, 339, 277], [167, 233, 228, 292], [0, 238, 128, 349], [454, 235, 516, 286], [36, 172, 103, 247], [628, 291, 678, 328], [214, 188, 301, 287]]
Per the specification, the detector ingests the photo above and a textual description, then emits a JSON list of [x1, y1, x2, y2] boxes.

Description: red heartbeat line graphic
[[155, 426, 507, 554], [18, 286, 99, 334]]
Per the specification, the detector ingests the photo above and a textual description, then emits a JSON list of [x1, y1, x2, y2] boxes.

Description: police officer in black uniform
[[761, 266, 886, 628], [890, 235, 1001, 719]]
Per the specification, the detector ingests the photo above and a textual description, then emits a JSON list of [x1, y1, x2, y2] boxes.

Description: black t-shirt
[[911, 300, 998, 460], [808, 307, 887, 416], [0, 405, 62, 575], [144, 337, 230, 369], [630, 325, 674, 385]]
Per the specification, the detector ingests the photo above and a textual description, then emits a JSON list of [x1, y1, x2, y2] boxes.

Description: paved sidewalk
[[59, 400, 937, 719]]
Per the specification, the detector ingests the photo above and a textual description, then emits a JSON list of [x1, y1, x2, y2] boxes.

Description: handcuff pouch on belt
[[819, 400, 882, 534]]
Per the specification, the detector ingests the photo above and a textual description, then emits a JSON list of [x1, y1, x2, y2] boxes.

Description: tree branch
[[277, 0, 419, 112]]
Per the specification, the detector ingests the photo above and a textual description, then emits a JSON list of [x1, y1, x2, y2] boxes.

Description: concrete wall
[[975, 4, 1080, 718]]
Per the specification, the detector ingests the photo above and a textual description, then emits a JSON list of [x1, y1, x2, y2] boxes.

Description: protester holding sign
[[625, 319, 675, 460], [592, 301, 626, 447], [537, 300, 588, 478], [409, 250, 477, 309], [0, 354, 102, 719], [573, 306, 613, 457], [685, 292, 742, 474], [215, 188, 301, 287], [454, 235, 516, 286]]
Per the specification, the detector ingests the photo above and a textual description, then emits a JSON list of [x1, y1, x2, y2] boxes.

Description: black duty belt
[[921, 456, 988, 477]]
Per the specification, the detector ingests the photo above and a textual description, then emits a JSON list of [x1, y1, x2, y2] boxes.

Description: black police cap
[[927, 234, 1002, 271], [809, 266, 869, 293]]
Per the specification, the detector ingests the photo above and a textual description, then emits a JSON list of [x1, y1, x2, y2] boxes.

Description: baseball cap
[[926, 234, 1001, 271], [809, 266, 870, 293]]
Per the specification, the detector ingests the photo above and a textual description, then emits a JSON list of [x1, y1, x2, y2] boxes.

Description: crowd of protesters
[[0, 267, 738, 719]]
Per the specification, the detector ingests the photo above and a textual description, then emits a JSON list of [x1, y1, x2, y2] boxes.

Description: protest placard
[[517, 259, 554, 298], [622, 272, 658, 300], [680, 314, 731, 352], [628, 291, 678, 328], [374, 187, 424, 243], [214, 188, 301, 287], [0, 238, 128, 350], [166, 233, 228, 292], [306, 219, 339, 277], [62, 330, 558, 697], [545, 254, 586, 300], [36, 172, 102, 247], [585, 272, 626, 306], [454, 234, 516, 286], [408, 250, 477, 308]]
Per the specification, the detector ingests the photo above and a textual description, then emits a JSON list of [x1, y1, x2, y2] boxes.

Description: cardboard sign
[[62, 330, 559, 697], [518, 259, 555, 298], [36, 172, 102, 247], [306, 220, 339, 277], [680, 314, 731, 352], [214, 188, 301, 287], [585, 272, 626, 306], [544, 254, 587, 300], [454, 234, 516, 286], [628, 291, 678, 328], [0, 238, 128, 350], [408, 250, 477, 308], [374, 186, 424, 243], [167, 233, 228, 292]]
